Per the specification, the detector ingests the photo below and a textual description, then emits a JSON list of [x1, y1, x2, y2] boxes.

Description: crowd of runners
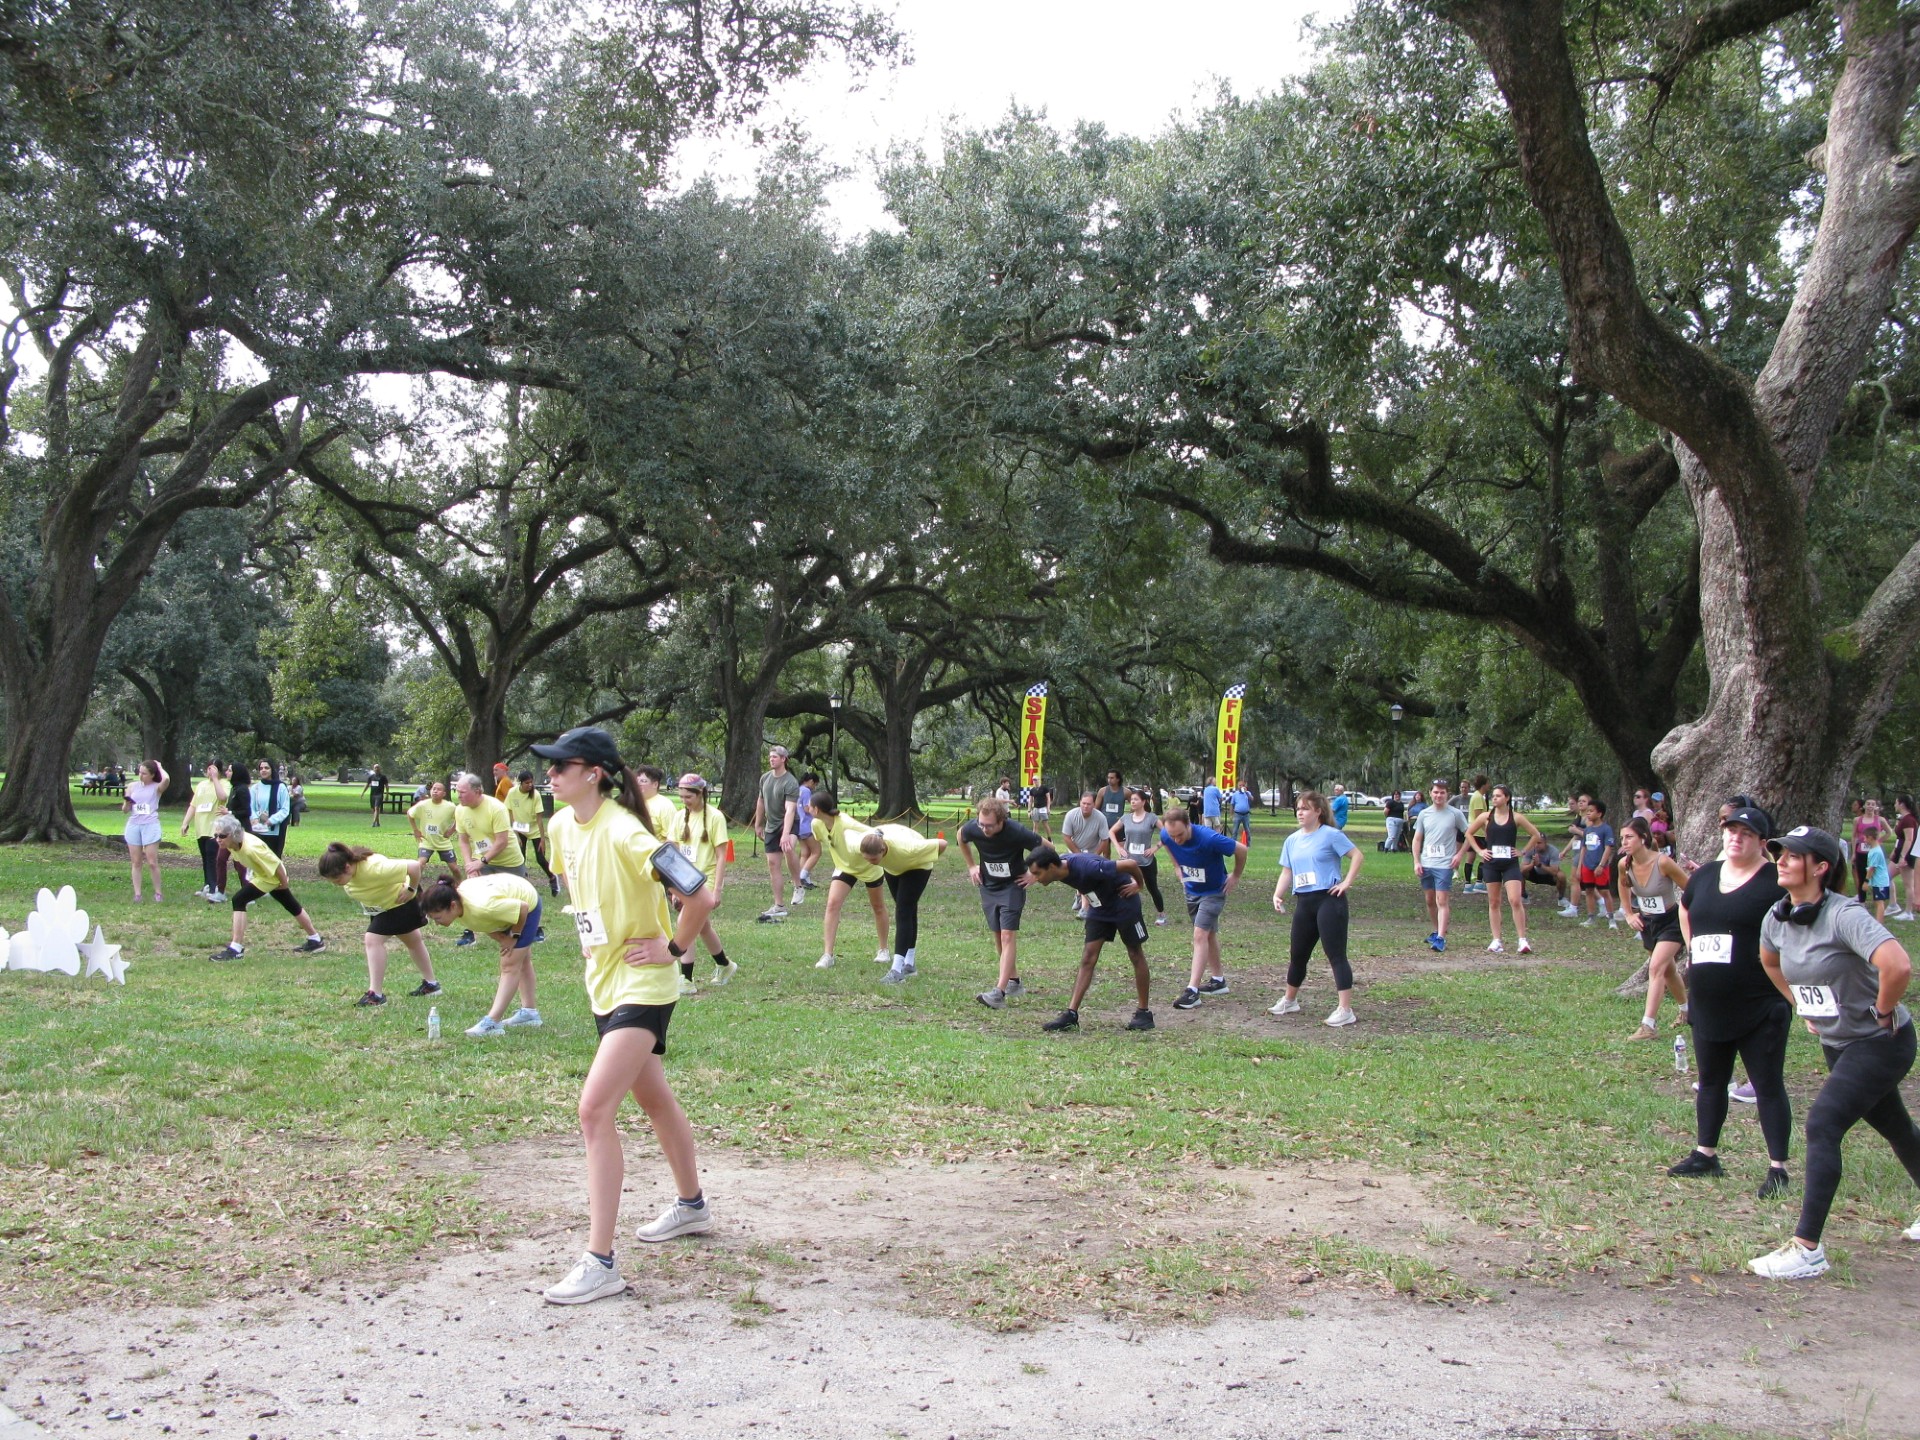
[[123, 742, 1920, 1300]]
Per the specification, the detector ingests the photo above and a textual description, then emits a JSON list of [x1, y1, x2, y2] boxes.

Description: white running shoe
[[1903, 1214, 1920, 1241], [814, 953, 836, 969], [466, 1016, 507, 1038], [543, 1252, 627, 1305], [1517, 938, 1532, 954], [872, 948, 892, 965], [1486, 939, 1505, 954], [1324, 1006, 1357, 1027], [789, 885, 805, 907], [636, 1198, 714, 1243], [1558, 903, 1579, 918], [504, 1007, 542, 1028], [1269, 996, 1301, 1016], [1155, 913, 1167, 926], [678, 976, 698, 998], [1747, 1241, 1828, 1280], [709, 960, 736, 987], [757, 905, 788, 923]]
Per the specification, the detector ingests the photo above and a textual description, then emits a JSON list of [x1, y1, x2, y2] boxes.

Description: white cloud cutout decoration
[[4, 888, 120, 981]]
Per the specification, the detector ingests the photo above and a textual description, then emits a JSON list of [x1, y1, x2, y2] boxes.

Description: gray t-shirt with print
[[1414, 805, 1469, 871], [1762, 893, 1909, 1047], [1061, 807, 1108, 854]]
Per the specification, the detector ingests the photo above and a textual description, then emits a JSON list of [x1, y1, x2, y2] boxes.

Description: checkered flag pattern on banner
[[1019, 682, 1048, 805], [1223, 683, 1246, 701]]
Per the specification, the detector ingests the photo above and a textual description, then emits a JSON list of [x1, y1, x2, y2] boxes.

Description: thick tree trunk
[[0, 657, 104, 843], [873, 706, 920, 820], [461, 677, 512, 782], [719, 687, 776, 827]]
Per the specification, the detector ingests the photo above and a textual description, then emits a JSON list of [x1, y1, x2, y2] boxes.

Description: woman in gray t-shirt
[[1748, 826, 1920, 1280], [1111, 788, 1168, 925]]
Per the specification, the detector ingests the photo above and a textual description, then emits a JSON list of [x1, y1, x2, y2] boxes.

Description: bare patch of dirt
[[3, 1143, 1915, 1438]]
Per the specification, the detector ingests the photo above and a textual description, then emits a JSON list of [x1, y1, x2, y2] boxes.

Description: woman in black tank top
[[1467, 785, 1544, 955]]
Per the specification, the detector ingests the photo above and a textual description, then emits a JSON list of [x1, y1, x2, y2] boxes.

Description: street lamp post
[[828, 692, 841, 799], [1389, 702, 1403, 802]]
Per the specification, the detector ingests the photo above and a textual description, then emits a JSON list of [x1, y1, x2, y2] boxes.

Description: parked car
[[1351, 793, 1386, 808]]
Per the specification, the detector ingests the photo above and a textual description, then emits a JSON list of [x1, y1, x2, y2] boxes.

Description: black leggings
[[530, 837, 555, 881], [233, 880, 303, 917], [1289, 890, 1353, 990], [885, 868, 932, 954], [1694, 1005, 1792, 1161], [1139, 861, 1165, 915], [197, 836, 221, 892], [1799, 1023, 1920, 1244]]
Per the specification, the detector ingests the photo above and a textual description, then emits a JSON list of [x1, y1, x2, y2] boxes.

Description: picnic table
[[78, 776, 126, 797]]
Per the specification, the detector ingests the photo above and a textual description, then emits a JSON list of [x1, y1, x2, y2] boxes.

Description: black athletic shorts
[[1640, 917, 1683, 952], [1523, 865, 1558, 886], [366, 897, 427, 937], [833, 870, 884, 890], [594, 1001, 675, 1053], [1084, 904, 1148, 947], [1482, 858, 1522, 885]]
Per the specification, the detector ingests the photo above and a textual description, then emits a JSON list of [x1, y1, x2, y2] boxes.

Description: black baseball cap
[[1722, 804, 1774, 838], [530, 726, 623, 770], [1767, 825, 1846, 873]]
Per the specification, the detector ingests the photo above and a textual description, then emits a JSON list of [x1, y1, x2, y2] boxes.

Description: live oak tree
[[0, 0, 895, 840]]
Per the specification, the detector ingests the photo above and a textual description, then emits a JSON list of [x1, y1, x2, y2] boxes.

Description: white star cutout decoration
[[80, 926, 126, 984]]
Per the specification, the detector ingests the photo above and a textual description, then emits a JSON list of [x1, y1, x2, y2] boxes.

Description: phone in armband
[[650, 843, 708, 896]]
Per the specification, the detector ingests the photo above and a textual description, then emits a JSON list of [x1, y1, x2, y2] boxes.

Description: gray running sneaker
[[543, 1252, 627, 1305], [635, 1199, 714, 1243], [504, 1007, 542, 1028], [1004, 978, 1025, 998], [880, 964, 909, 985], [1198, 976, 1229, 996], [977, 988, 1007, 1009]]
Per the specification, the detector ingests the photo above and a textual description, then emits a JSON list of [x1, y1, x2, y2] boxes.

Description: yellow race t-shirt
[[189, 778, 225, 839], [670, 803, 729, 879], [455, 794, 524, 868], [410, 798, 458, 849], [344, 852, 415, 914], [818, 813, 883, 883], [549, 801, 677, 1012], [233, 832, 285, 890], [503, 786, 545, 839], [458, 872, 540, 936], [866, 824, 941, 875], [645, 792, 679, 837]]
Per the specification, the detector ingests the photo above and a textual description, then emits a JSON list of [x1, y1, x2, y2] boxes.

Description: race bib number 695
[[571, 906, 609, 947]]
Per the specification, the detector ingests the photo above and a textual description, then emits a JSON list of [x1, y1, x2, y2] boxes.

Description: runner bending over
[[860, 825, 947, 984], [208, 815, 324, 961], [318, 842, 443, 1007], [423, 872, 545, 1036], [1024, 845, 1154, 1033], [807, 791, 890, 970]]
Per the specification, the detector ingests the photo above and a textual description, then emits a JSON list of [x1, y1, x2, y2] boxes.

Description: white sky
[[669, 0, 1342, 235]]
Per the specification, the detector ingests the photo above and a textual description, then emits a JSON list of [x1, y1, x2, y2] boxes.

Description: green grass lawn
[[2, 785, 1915, 1309]]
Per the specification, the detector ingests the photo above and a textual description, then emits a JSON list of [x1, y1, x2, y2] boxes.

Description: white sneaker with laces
[[504, 1007, 542, 1028], [1747, 1241, 1828, 1280], [1486, 939, 1505, 954], [709, 960, 736, 987], [1904, 1214, 1920, 1241], [636, 1199, 714, 1243], [678, 976, 698, 998], [1558, 903, 1579, 918], [789, 885, 805, 907], [1324, 1006, 1357, 1027], [466, 1016, 507, 1038], [1517, 938, 1533, 954], [814, 953, 836, 969], [1269, 996, 1301, 1016], [872, 948, 892, 965], [543, 1252, 627, 1305]]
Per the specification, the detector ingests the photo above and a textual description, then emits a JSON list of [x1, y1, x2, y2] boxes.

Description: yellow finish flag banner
[[1215, 684, 1246, 791], [1019, 683, 1048, 797]]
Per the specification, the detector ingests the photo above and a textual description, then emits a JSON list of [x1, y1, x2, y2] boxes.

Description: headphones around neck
[[1771, 890, 1833, 926]]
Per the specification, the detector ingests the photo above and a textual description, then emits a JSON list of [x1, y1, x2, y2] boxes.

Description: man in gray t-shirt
[[1060, 791, 1109, 916], [752, 745, 803, 921], [1412, 780, 1469, 953]]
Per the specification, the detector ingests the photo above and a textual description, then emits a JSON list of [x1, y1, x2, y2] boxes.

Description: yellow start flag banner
[[1019, 683, 1048, 797], [1215, 684, 1246, 791]]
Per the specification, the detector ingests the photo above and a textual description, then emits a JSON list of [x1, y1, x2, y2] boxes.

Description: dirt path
[[2, 1143, 1914, 1438]]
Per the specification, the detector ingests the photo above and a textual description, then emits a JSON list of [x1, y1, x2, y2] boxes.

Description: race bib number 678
[[1689, 933, 1732, 965]]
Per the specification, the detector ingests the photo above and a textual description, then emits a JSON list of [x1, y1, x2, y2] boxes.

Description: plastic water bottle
[[1673, 1035, 1686, 1074], [427, 1006, 441, 1042]]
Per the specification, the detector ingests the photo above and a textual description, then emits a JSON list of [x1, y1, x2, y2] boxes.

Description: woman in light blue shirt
[[1271, 791, 1363, 1026]]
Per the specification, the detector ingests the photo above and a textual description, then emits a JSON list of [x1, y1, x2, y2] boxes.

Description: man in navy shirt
[[1023, 845, 1154, 1033], [1160, 809, 1248, 1010]]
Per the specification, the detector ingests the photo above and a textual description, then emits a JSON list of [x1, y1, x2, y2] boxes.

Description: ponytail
[[596, 757, 656, 837], [318, 842, 376, 879], [421, 877, 463, 916]]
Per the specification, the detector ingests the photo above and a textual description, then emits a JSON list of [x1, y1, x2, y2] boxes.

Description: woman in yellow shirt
[[180, 760, 229, 902], [317, 842, 443, 1007], [422, 871, 545, 1037], [409, 781, 459, 864], [209, 815, 324, 961], [859, 824, 948, 983], [529, 726, 719, 1306], [806, 791, 891, 970], [670, 774, 734, 992]]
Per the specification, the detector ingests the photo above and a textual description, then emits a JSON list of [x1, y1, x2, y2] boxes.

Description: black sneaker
[[355, 990, 387, 1007], [408, 981, 442, 997], [1198, 976, 1229, 996], [1173, 987, 1202, 1011], [1125, 1008, 1155, 1031], [209, 944, 245, 963], [548, 876, 560, 897], [1667, 1150, 1724, 1178], [1041, 1009, 1079, 1032], [295, 936, 325, 954], [1757, 1167, 1793, 1199], [454, 930, 477, 946]]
